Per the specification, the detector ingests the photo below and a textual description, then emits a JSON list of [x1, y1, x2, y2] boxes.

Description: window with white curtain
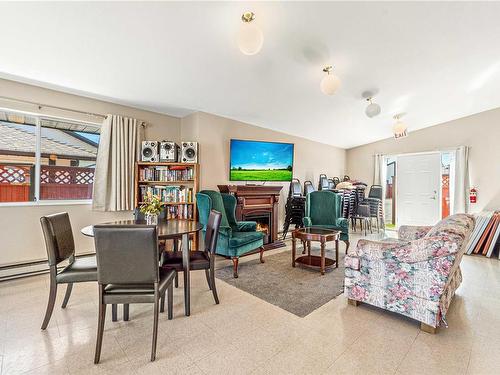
[[0, 108, 100, 204]]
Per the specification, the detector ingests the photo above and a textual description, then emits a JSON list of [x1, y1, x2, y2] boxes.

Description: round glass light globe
[[320, 74, 341, 95], [237, 23, 264, 56], [365, 102, 381, 118]]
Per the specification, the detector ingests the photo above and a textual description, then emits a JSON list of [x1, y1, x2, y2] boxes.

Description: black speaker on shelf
[[181, 142, 198, 163], [141, 141, 159, 162]]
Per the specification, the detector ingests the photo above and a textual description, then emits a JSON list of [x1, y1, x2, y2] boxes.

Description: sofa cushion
[[229, 231, 264, 248]]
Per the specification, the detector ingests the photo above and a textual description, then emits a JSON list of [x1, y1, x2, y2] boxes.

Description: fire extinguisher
[[470, 187, 477, 204]]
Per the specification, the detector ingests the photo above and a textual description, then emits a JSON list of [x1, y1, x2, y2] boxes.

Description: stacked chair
[[282, 178, 306, 239], [355, 184, 384, 232], [304, 180, 315, 195], [318, 174, 330, 190]]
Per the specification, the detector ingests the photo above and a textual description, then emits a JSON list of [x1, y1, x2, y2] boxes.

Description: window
[[0, 109, 100, 203]]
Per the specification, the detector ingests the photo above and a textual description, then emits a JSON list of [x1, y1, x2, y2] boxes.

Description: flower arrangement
[[140, 192, 162, 216]]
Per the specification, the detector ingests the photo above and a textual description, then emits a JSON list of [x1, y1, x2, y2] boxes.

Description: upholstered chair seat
[[56, 257, 97, 283]]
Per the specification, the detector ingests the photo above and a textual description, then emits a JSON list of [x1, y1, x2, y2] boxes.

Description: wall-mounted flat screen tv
[[229, 139, 294, 181]]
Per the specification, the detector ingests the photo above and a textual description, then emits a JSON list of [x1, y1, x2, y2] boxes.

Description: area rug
[[215, 247, 345, 317]]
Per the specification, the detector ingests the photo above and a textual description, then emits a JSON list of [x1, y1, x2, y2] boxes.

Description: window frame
[[0, 107, 101, 207]]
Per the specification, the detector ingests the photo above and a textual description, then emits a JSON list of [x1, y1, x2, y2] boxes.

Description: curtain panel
[[92, 115, 143, 211], [451, 146, 470, 214]]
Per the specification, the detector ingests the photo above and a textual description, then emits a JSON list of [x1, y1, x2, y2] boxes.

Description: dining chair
[[161, 210, 222, 305], [40, 212, 97, 330], [93, 225, 176, 363]]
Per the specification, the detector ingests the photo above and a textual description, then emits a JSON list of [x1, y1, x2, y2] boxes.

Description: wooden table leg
[[307, 241, 311, 257], [335, 239, 339, 268], [292, 236, 296, 267], [320, 240, 325, 275], [182, 233, 190, 316]]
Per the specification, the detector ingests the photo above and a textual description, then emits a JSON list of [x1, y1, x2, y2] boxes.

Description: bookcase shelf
[[134, 162, 200, 221]]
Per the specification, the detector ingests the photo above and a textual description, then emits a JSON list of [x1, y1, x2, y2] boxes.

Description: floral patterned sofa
[[344, 213, 475, 333]]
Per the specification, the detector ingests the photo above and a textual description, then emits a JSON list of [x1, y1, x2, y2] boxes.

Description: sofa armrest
[[303, 217, 312, 227], [398, 225, 433, 241], [236, 221, 257, 232], [348, 236, 460, 265]]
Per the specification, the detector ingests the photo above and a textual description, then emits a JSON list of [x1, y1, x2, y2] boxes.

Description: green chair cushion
[[229, 231, 264, 248]]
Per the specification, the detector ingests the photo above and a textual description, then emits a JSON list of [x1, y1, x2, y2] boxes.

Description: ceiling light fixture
[[237, 11, 264, 56], [320, 66, 341, 95], [365, 97, 381, 118], [393, 114, 408, 139]]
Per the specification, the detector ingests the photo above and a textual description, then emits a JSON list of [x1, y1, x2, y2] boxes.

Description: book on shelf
[[139, 165, 194, 182], [165, 204, 194, 220], [139, 185, 194, 204]]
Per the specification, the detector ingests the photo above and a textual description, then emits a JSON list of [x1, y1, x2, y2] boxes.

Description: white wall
[[0, 79, 181, 267], [181, 112, 346, 227], [346, 106, 500, 213]]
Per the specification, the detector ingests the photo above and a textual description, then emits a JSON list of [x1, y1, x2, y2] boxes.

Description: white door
[[396, 153, 441, 226]]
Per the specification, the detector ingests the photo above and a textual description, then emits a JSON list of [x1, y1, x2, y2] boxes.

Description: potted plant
[[140, 192, 163, 225]]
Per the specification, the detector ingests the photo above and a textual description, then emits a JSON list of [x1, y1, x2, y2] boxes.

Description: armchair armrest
[[303, 217, 312, 227], [218, 226, 232, 237], [348, 236, 460, 265], [398, 225, 432, 241], [336, 217, 349, 231], [236, 221, 257, 232]]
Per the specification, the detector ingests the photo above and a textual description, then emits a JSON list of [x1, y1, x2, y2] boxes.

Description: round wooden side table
[[292, 227, 340, 275]]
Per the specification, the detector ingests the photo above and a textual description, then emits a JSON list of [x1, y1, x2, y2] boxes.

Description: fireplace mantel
[[218, 184, 285, 249]]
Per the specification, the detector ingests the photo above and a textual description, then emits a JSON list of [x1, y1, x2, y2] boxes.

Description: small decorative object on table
[[140, 192, 162, 225]]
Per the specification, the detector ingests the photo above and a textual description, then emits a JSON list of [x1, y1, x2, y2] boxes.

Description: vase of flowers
[[140, 192, 162, 225]]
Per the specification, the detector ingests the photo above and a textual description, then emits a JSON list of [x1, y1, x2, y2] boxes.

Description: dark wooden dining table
[[81, 219, 203, 316]]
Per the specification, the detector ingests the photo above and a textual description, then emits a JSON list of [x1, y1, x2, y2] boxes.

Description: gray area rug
[[216, 247, 345, 317]]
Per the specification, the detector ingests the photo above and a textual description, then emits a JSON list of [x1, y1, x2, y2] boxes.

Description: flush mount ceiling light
[[393, 114, 408, 139], [320, 66, 341, 95], [365, 97, 381, 118], [237, 11, 264, 56]]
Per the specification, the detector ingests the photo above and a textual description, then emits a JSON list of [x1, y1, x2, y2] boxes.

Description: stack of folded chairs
[[282, 178, 306, 239]]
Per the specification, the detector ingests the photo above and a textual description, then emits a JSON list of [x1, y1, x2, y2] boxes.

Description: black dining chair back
[[94, 225, 159, 285], [204, 210, 222, 254], [304, 180, 315, 195], [93, 224, 176, 363], [41, 212, 76, 266], [39, 212, 97, 330]]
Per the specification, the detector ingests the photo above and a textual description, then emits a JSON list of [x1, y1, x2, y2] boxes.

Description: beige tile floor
[[1, 232, 500, 375]]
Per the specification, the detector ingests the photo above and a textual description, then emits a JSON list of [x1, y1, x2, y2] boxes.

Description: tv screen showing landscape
[[229, 139, 294, 181]]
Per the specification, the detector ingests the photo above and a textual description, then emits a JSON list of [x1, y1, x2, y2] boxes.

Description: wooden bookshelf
[[134, 162, 200, 222]]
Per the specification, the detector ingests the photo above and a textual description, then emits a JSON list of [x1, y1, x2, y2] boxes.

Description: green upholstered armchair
[[196, 190, 264, 278], [303, 190, 350, 251]]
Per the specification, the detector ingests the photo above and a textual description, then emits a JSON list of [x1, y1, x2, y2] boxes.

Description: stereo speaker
[[160, 141, 179, 162], [181, 142, 198, 163], [141, 141, 159, 162]]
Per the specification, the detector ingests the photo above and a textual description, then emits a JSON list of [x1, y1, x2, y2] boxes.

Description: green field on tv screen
[[230, 169, 293, 181]]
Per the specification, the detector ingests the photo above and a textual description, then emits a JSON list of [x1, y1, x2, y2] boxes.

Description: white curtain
[[451, 146, 470, 214], [92, 115, 143, 211], [373, 153, 385, 186]]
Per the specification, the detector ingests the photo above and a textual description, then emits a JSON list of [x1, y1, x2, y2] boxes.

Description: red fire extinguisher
[[470, 187, 477, 204]]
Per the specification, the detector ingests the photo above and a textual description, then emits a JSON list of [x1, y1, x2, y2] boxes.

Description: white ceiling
[[1, 2, 500, 149]]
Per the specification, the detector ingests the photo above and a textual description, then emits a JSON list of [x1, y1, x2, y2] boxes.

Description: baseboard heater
[[0, 253, 94, 282]]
